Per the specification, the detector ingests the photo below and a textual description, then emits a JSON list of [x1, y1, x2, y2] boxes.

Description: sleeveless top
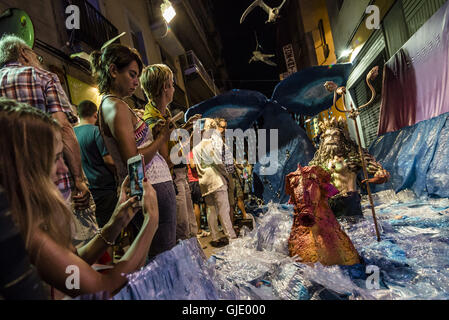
[[98, 95, 172, 185]]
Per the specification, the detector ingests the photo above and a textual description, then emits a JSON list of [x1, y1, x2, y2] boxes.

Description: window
[[337, 0, 344, 11], [402, 0, 447, 36], [86, 0, 101, 12], [63, 0, 118, 50], [129, 20, 148, 65], [382, 0, 409, 58]]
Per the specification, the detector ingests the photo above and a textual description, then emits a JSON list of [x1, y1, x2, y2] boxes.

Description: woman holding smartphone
[[140, 64, 204, 242], [0, 98, 159, 298], [90, 46, 176, 258]]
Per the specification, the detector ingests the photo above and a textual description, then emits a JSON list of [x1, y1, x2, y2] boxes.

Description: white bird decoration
[[240, 0, 287, 24], [249, 51, 277, 66], [248, 32, 277, 66]]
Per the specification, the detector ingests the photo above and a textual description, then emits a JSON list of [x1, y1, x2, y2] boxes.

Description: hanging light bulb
[[161, 0, 176, 23]]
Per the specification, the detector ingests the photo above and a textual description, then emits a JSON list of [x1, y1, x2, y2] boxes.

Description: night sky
[[211, 0, 284, 98]]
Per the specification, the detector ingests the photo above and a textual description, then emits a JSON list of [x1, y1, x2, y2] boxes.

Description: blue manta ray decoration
[[185, 63, 352, 203], [271, 63, 352, 115]]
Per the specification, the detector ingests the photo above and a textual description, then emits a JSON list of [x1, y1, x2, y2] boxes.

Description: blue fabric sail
[[184, 64, 354, 203], [185, 89, 267, 130], [253, 102, 316, 203], [271, 63, 352, 115]]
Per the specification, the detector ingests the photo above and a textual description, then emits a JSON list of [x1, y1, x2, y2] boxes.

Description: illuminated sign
[[283, 43, 297, 76]]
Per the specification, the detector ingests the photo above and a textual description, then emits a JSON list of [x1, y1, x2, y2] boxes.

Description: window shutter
[[347, 29, 385, 89], [347, 28, 386, 147], [402, 0, 447, 36], [350, 52, 386, 147]]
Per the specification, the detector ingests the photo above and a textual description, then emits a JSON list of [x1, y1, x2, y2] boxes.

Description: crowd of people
[[0, 34, 255, 299]]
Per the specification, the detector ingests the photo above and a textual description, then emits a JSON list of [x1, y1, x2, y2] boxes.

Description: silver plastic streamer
[[114, 190, 449, 300]]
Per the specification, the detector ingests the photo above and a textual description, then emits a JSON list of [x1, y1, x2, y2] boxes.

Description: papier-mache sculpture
[[309, 117, 390, 218], [286, 165, 361, 266]]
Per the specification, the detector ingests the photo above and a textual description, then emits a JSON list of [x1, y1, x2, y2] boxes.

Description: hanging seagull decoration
[[249, 31, 277, 66], [240, 0, 287, 24], [249, 51, 277, 66]]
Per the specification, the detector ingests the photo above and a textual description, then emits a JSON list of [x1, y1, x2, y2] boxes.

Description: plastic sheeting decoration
[[369, 112, 449, 198], [253, 103, 316, 203], [114, 191, 449, 300], [185, 64, 353, 128], [184, 89, 268, 131], [113, 238, 240, 300]]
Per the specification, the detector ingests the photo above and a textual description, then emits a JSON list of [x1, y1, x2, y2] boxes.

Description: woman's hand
[[72, 180, 91, 210], [152, 119, 166, 138], [159, 118, 174, 142], [103, 176, 139, 239], [141, 178, 159, 229]]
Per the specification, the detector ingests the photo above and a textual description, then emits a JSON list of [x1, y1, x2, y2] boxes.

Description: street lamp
[[335, 48, 353, 63], [349, 44, 363, 63], [337, 44, 364, 63], [340, 48, 354, 59], [161, 0, 176, 24]]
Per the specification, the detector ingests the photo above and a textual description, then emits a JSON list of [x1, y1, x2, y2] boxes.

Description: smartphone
[[127, 154, 144, 200]]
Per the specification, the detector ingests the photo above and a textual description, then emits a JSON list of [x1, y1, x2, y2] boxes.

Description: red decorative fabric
[[378, 2, 449, 135], [377, 50, 416, 135]]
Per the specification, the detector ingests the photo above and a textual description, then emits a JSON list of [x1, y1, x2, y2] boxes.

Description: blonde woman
[[140, 64, 201, 242], [0, 98, 159, 298]]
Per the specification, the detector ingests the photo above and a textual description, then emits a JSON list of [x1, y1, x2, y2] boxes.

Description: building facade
[[273, 0, 345, 142], [326, 0, 447, 147], [274, 0, 448, 147], [0, 0, 227, 114]]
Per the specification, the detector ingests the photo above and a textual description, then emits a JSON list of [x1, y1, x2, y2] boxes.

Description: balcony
[[183, 50, 218, 105], [63, 0, 118, 50]]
